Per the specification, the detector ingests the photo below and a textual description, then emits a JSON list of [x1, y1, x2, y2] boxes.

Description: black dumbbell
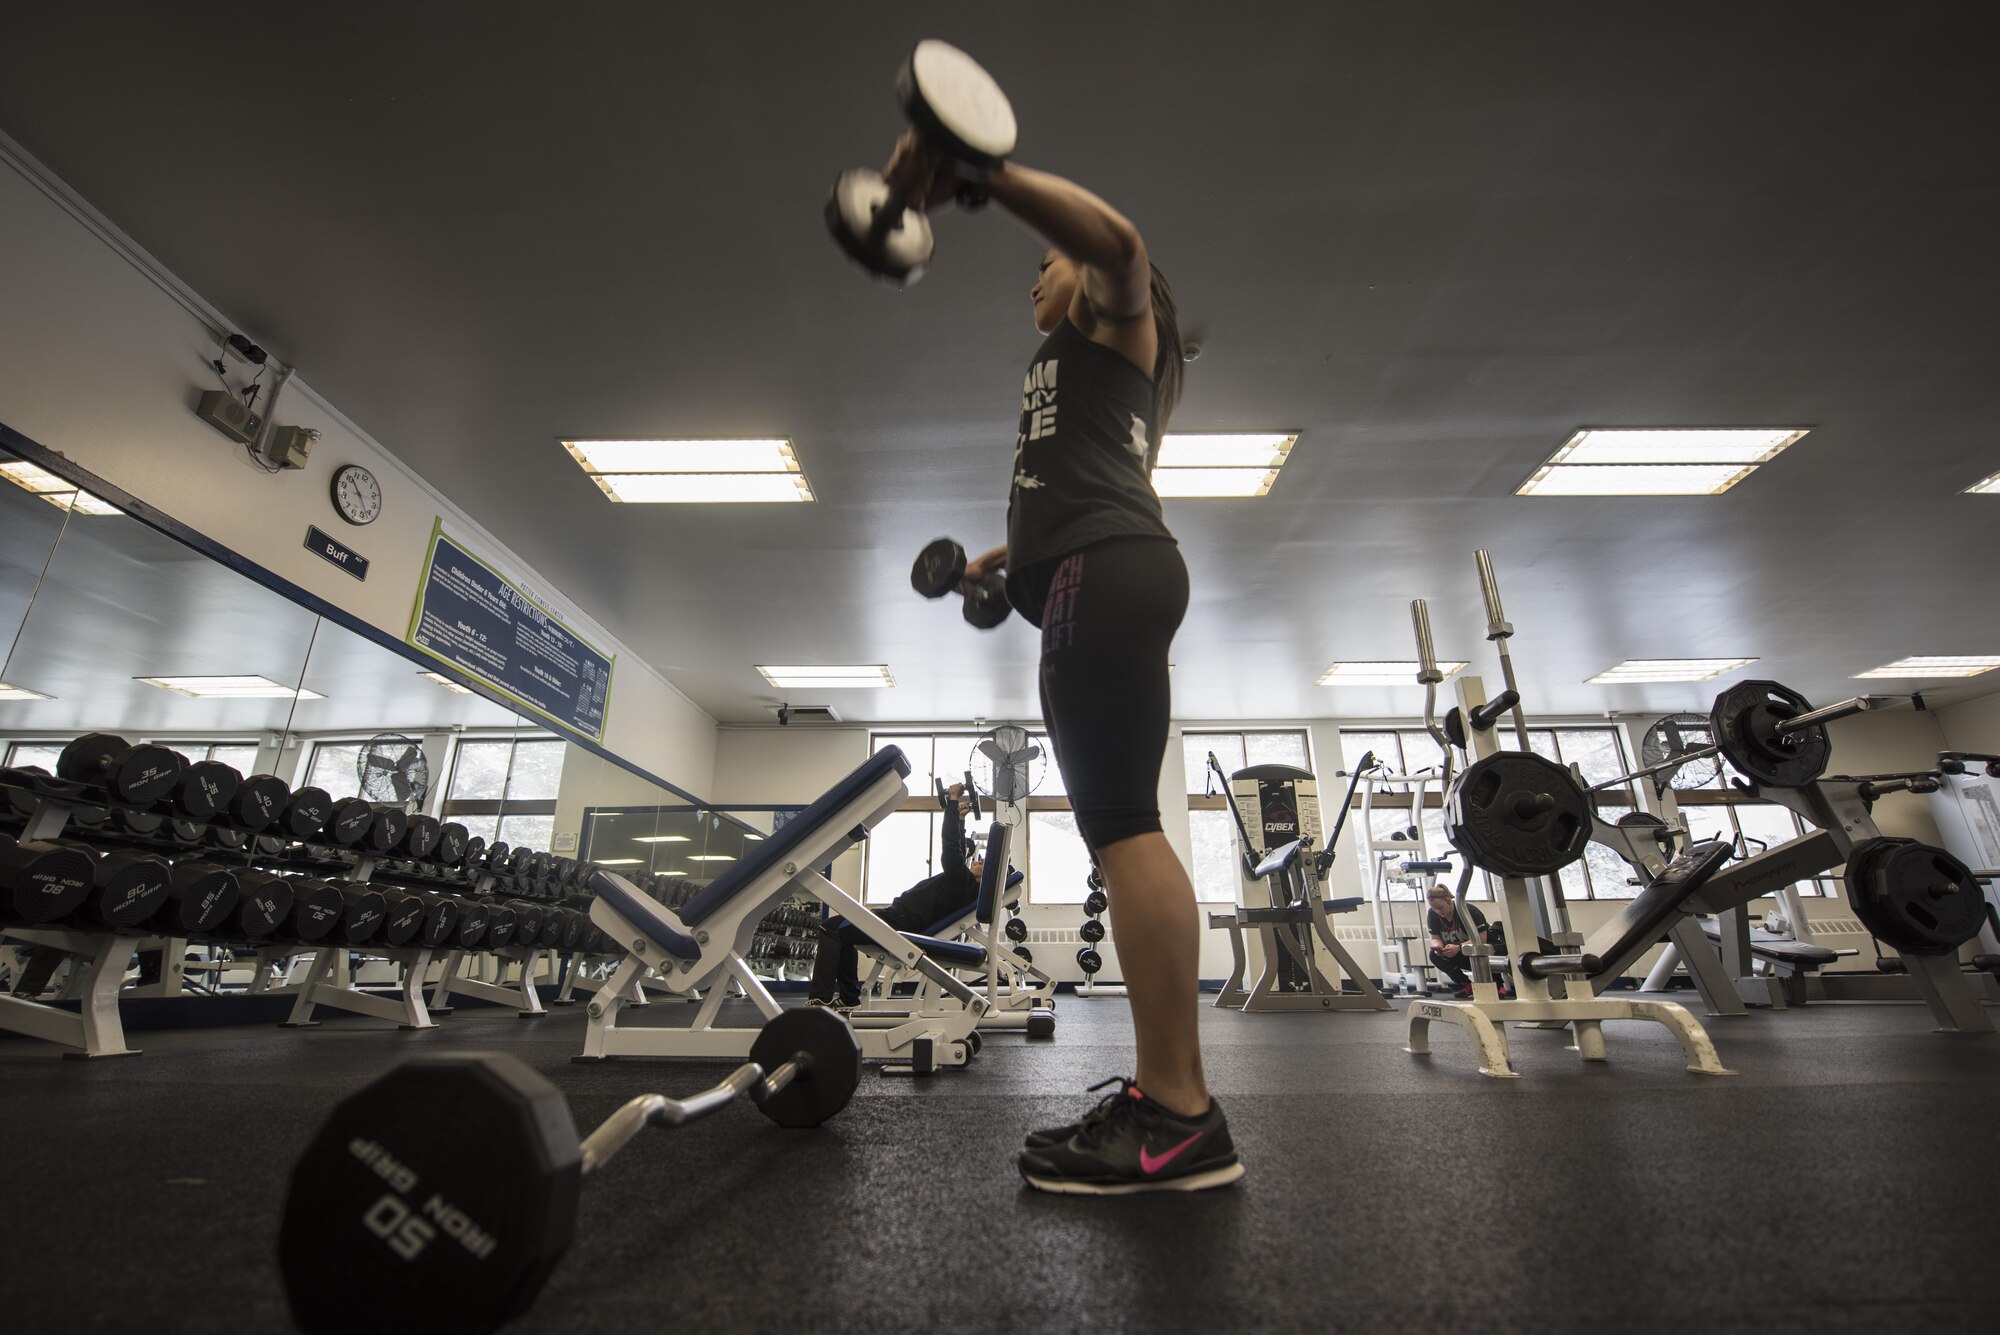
[[416, 895, 462, 951], [460, 834, 487, 868], [450, 897, 490, 951], [325, 798, 375, 849], [1079, 918, 1106, 944], [911, 537, 1011, 628], [372, 890, 425, 948], [506, 899, 547, 948], [483, 902, 519, 950], [284, 880, 347, 944], [55, 733, 186, 807], [433, 822, 469, 868], [1076, 947, 1103, 975], [84, 849, 176, 928], [395, 813, 442, 862], [150, 861, 241, 936], [171, 759, 242, 822], [279, 1006, 861, 1335], [363, 805, 410, 855], [222, 773, 292, 832], [233, 870, 295, 940], [1084, 889, 1108, 916], [279, 787, 334, 841], [331, 883, 387, 946], [1013, 945, 1032, 964], [1003, 917, 1028, 942], [825, 39, 1017, 287], [0, 836, 96, 923]]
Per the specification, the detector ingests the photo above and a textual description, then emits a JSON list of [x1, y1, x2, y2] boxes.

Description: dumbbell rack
[[280, 853, 447, 1029], [0, 784, 147, 1057]]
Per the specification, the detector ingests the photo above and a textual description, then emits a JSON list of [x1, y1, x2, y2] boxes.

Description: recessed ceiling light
[[757, 665, 895, 689], [0, 682, 54, 702], [135, 675, 325, 700], [655, 868, 689, 876], [1854, 656, 2000, 679], [1318, 661, 1468, 687], [687, 854, 736, 863], [417, 670, 473, 695], [632, 834, 692, 844], [1518, 428, 1807, 496], [0, 460, 121, 514], [1965, 470, 2000, 495], [594, 857, 644, 865], [1151, 432, 1297, 497], [1586, 658, 1757, 684], [562, 439, 815, 504]]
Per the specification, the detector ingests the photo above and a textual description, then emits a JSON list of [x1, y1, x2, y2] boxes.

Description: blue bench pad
[[589, 872, 702, 961]]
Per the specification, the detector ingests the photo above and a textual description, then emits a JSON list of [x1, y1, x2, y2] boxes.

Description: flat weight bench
[[579, 746, 988, 1074], [1699, 922, 1840, 972]]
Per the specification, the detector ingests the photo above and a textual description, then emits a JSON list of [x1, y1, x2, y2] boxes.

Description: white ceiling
[[2, 2, 1998, 727]]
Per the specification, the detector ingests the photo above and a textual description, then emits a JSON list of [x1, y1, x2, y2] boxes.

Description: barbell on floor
[[278, 1005, 861, 1335]]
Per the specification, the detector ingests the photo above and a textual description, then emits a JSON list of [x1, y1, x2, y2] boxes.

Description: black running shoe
[[1023, 1075, 1133, 1150], [1018, 1082, 1244, 1195]]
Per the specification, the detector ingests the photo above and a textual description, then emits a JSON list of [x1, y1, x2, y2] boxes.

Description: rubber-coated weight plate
[[751, 1007, 862, 1128], [1442, 751, 1592, 879], [1710, 680, 1830, 789], [1846, 836, 1985, 955]]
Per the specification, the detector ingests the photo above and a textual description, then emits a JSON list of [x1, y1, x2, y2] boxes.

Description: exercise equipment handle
[[579, 1052, 811, 1174], [1475, 549, 1512, 639], [1776, 696, 1878, 733], [1518, 951, 1602, 980]]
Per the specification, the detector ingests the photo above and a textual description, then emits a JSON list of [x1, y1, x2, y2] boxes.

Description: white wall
[[1936, 689, 2000, 755], [712, 726, 872, 893], [0, 143, 717, 798]]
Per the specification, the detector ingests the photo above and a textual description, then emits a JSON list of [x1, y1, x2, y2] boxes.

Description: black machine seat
[[1400, 861, 1454, 875], [1590, 841, 1738, 973], [1699, 922, 1840, 969]]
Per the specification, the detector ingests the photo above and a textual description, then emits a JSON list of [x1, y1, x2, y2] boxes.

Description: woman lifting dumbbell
[[871, 46, 1240, 1195]]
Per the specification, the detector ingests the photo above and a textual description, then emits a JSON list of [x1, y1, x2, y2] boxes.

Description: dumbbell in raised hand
[[826, 39, 1017, 286], [279, 1005, 861, 1335], [911, 537, 1011, 629]]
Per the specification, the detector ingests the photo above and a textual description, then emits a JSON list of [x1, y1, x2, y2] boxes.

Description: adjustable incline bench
[[851, 823, 1057, 1036], [580, 746, 989, 1074]]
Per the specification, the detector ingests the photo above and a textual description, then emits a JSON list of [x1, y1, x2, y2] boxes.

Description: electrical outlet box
[[265, 426, 317, 470], [196, 389, 262, 445]]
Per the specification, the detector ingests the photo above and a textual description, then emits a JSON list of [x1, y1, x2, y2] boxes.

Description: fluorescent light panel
[[0, 682, 54, 702], [687, 854, 735, 863], [135, 675, 324, 700], [756, 665, 894, 689], [1151, 432, 1296, 498], [0, 460, 120, 514], [594, 857, 644, 865], [1965, 470, 2000, 495], [1318, 661, 1468, 687], [1519, 428, 1808, 496], [1586, 658, 1757, 684], [417, 670, 473, 695], [632, 835, 691, 844], [1854, 656, 2000, 679], [562, 438, 814, 504]]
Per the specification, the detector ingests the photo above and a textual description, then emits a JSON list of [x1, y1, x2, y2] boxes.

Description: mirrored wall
[[0, 434, 731, 873]]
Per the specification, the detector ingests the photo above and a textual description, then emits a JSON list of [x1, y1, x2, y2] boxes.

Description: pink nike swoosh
[[1139, 1132, 1203, 1175]]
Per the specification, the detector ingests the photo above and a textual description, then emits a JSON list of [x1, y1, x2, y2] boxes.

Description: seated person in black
[[809, 784, 985, 1009], [1426, 885, 1506, 999]]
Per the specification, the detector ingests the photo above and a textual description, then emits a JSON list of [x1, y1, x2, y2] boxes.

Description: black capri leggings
[[1017, 536, 1187, 852]]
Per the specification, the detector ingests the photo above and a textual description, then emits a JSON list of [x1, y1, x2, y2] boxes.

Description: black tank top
[[1005, 318, 1176, 602]]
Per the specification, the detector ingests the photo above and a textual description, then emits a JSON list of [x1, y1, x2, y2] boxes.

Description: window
[[1183, 729, 1310, 796], [1188, 808, 1244, 904], [868, 730, 1066, 903], [304, 742, 367, 799], [4, 742, 65, 771], [1025, 810, 1096, 905], [440, 736, 565, 851], [148, 740, 261, 774], [1673, 797, 1829, 897]]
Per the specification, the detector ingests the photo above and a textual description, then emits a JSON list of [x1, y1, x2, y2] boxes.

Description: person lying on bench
[[1428, 885, 1510, 999], [809, 784, 984, 1010]]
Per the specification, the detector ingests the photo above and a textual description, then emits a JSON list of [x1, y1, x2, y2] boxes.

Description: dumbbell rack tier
[[0, 783, 151, 1056]]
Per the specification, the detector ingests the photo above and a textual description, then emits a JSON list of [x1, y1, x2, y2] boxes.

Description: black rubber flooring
[[2, 993, 1996, 1333]]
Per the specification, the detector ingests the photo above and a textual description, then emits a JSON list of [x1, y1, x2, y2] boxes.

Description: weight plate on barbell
[[1442, 751, 1592, 879], [750, 1006, 862, 1128], [1844, 836, 1985, 955], [1710, 680, 1830, 789]]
